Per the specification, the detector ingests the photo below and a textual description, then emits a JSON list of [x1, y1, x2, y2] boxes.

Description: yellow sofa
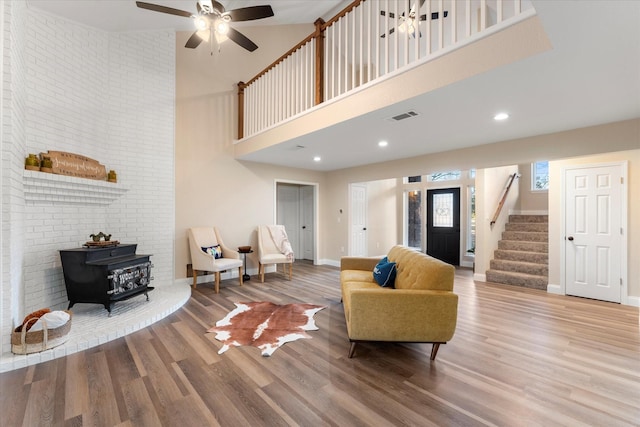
[[340, 245, 458, 360]]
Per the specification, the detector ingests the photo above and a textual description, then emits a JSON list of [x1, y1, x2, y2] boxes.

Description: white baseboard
[[459, 260, 474, 268], [547, 283, 563, 295], [319, 259, 340, 268], [473, 273, 486, 282], [625, 295, 639, 308]]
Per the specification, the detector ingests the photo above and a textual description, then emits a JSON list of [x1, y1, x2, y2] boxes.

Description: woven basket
[[11, 310, 72, 355]]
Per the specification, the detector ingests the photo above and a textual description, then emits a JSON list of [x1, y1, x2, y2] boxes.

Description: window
[[405, 190, 422, 249], [532, 161, 549, 190], [467, 186, 476, 255], [428, 171, 461, 182], [406, 175, 422, 183]]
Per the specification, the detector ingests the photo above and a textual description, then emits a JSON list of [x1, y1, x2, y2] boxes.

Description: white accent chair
[[257, 225, 293, 282], [188, 227, 243, 293]]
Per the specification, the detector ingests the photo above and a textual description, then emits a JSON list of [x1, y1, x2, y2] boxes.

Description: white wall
[[1, 0, 28, 357], [1, 5, 175, 354]]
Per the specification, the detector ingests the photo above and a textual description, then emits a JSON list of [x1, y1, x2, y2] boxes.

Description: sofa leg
[[238, 267, 243, 286], [192, 270, 198, 289], [215, 272, 220, 294], [430, 343, 441, 361], [348, 342, 357, 358], [288, 263, 292, 280], [259, 264, 264, 283]]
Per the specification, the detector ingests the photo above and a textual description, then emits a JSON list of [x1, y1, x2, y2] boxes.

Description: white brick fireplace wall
[[1, 3, 176, 355]]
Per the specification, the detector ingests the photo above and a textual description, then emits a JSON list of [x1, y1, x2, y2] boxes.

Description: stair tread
[[493, 259, 547, 266]]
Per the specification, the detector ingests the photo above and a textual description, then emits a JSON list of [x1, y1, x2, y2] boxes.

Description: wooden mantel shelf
[[23, 170, 129, 205]]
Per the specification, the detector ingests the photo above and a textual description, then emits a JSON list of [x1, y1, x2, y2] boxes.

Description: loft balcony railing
[[237, 0, 534, 140]]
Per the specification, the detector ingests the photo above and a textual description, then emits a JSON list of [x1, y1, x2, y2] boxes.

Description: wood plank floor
[[1, 261, 638, 426]]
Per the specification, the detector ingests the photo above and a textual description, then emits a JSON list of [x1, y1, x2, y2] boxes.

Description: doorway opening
[[275, 181, 318, 263]]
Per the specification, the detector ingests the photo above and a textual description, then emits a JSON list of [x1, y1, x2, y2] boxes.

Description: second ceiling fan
[[136, 0, 274, 52]]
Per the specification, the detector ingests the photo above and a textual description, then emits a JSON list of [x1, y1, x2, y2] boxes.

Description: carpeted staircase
[[486, 214, 548, 290]]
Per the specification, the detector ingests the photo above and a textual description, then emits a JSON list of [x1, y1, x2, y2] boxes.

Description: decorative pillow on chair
[[373, 256, 397, 288], [202, 245, 223, 259]]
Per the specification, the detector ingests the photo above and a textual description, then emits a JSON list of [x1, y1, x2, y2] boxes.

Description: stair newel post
[[314, 18, 326, 106], [237, 81, 246, 140]]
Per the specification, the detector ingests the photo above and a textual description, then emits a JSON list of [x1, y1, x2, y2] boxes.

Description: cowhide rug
[[207, 301, 326, 356]]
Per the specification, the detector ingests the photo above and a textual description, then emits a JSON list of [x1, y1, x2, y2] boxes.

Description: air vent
[[389, 110, 419, 121]]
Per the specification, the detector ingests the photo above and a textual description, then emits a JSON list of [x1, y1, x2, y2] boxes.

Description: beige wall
[[475, 165, 520, 278], [517, 163, 549, 212], [175, 24, 326, 279]]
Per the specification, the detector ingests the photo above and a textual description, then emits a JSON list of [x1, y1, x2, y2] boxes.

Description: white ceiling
[[26, 0, 348, 31], [27, 1, 640, 171]]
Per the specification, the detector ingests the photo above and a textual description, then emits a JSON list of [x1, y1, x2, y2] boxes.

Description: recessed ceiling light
[[378, 141, 388, 147], [494, 112, 509, 121], [313, 156, 321, 162]]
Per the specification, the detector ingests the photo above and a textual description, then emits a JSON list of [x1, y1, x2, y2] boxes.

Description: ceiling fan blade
[[227, 5, 274, 22], [418, 11, 449, 21], [135, 2, 192, 18], [185, 30, 205, 49], [227, 27, 258, 52]]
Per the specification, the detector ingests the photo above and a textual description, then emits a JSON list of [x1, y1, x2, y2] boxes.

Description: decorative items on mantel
[[24, 151, 117, 183]]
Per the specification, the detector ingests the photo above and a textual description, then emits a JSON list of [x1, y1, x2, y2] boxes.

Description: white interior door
[[350, 184, 367, 256], [276, 184, 300, 258], [300, 186, 314, 260], [565, 163, 624, 303]]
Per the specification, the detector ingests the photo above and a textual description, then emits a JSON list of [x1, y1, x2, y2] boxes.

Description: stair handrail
[[490, 173, 520, 227]]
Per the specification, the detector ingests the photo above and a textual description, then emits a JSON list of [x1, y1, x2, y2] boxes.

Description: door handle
[[567, 236, 574, 241], [363, 227, 367, 231], [302, 226, 306, 229]]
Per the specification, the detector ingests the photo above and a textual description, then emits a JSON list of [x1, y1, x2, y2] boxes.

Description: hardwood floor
[[1, 261, 638, 426]]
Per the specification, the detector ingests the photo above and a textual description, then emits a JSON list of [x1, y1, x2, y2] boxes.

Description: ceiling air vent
[[388, 110, 419, 122]]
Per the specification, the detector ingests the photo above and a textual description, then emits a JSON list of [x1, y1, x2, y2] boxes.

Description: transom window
[[428, 171, 461, 182]]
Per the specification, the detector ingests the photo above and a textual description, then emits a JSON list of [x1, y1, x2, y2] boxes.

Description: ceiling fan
[[136, 0, 274, 52], [380, 0, 448, 39]]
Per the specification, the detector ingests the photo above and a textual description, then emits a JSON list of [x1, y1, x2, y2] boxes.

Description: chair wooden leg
[[238, 267, 243, 285], [430, 343, 441, 361], [192, 270, 198, 289], [260, 264, 264, 282], [348, 342, 357, 358], [288, 263, 292, 280], [215, 272, 220, 294]]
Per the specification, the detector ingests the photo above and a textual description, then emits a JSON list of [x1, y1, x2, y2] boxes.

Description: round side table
[[238, 247, 253, 281]]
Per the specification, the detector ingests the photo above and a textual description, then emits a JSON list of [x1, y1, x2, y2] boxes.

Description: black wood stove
[[59, 244, 153, 315]]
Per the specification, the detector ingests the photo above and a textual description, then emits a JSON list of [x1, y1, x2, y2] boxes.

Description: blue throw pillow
[[202, 245, 222, 259], [373, 257, 397, 288]]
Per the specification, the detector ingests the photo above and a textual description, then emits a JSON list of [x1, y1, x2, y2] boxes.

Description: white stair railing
[[238, 0, 532, 139]]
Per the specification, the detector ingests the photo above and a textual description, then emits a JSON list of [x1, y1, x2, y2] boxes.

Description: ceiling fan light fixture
[[215, 19, 229, 35], [194, 15, 208, 31]]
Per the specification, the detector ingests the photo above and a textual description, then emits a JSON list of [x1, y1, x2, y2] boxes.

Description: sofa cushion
[[373, 257, 397, 288], [387, 245, 455, 291], [341, 269, 377, 284]]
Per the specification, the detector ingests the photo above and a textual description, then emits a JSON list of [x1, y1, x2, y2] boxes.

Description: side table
[[238, 247, 253, 281]]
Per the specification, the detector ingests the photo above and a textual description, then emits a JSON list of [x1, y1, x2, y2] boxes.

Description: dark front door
[[427, 188, 460, 265]]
